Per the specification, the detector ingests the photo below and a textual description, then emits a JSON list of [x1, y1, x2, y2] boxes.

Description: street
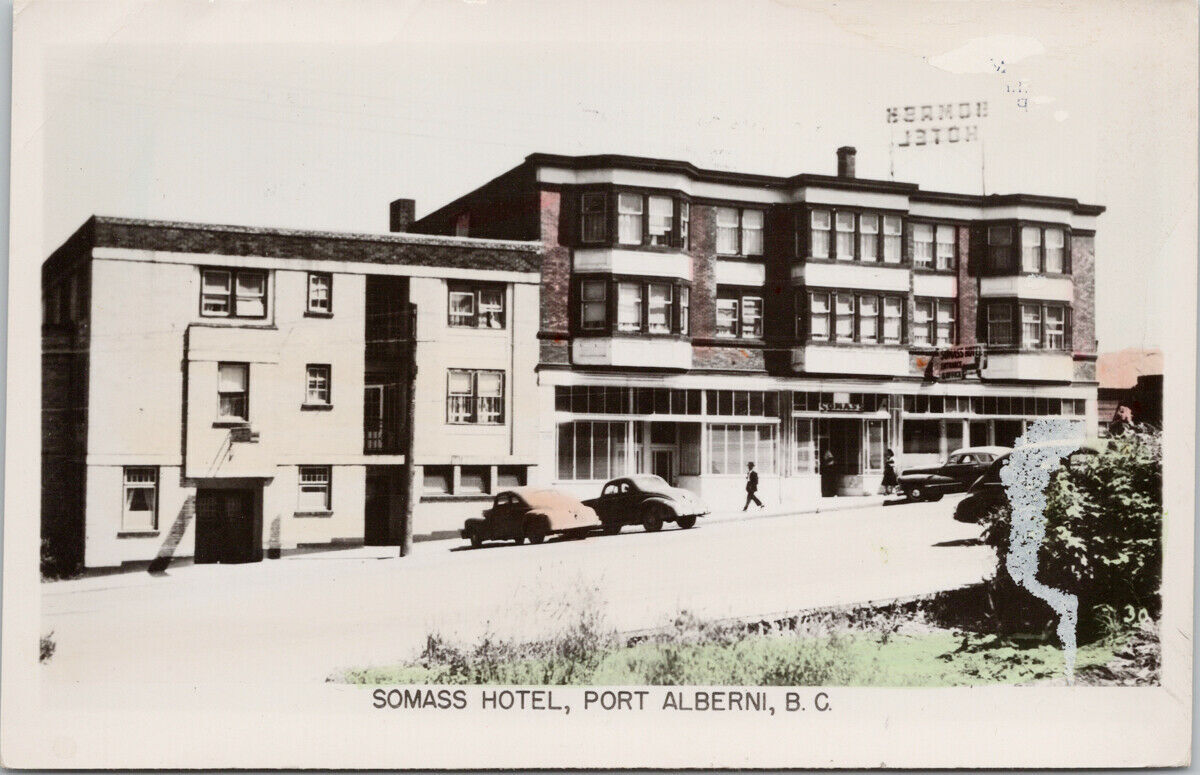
[[41, 496, 993, 687]]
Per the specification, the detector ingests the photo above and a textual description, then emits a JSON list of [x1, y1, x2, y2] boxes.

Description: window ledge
[[304, 310, 334, 318], [213, 420, 250, 428], [293, 511, 333, 518], [300, 404, 334, 411], [912, 267, 958, 275], [801, 257, 909, 267], [117, 530, 159, 538], [420, 494, 494, 503]]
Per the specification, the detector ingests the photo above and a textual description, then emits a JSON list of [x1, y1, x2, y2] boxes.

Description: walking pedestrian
[[881, 448, 899, 495], [743, 461, 764, 510]]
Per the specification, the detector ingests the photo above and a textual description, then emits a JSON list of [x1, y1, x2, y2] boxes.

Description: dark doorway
[[365, 466, 405, 545], [994, 419, 1024, 448], [969, 420, 989, 447], [195, 488, 262, 564]]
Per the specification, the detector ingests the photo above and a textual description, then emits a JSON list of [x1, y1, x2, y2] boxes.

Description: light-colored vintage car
[[461, 487, 602, 547]]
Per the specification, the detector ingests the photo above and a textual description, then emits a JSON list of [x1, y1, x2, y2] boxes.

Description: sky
[[13, 0, 1198, 353]]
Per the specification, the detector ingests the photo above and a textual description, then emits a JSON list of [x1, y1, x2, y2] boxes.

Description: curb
[[703, 496, 897, 527]]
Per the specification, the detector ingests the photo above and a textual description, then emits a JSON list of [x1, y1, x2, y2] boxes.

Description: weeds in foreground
[[40, 632, 56, 663]]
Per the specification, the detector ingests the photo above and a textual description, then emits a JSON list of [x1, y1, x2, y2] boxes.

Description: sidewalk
[[703, 493, 895, 527]]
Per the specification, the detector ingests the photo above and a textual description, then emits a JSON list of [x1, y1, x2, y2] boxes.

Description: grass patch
[[335, 601, 1139, 687]]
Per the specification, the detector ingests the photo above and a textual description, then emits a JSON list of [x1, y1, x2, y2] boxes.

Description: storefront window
[[902, 420, 941, 455], [867, 420, 885, 471], [794, 419, 815, 474], [709, 424, 776, 475], [557, 421, 629, 480]]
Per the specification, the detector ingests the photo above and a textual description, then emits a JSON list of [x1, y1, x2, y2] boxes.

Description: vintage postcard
[[2, 0, 1195, 768]]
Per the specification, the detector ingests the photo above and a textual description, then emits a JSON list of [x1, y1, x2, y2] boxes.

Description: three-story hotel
[[411, 147, 1104, 510]]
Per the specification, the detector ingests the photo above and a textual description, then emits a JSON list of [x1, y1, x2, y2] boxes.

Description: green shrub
[[980, 428, 1163, 635]]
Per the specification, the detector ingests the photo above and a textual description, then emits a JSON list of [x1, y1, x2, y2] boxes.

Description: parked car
[[583, 475, 710, 533], [898, 445, 1011, 502], [461, 487, 601, 547], [954, 445, 1099, 523]]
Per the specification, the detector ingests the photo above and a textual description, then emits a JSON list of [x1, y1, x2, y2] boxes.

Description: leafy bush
[[980, 428, 1163, 635]]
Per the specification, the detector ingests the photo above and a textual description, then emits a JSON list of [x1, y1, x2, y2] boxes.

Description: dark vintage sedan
[[954, 445, 1099, 523], [898, 446, 1011, 502], [583, 475, 710, 534], [462, 487, 601, 548]]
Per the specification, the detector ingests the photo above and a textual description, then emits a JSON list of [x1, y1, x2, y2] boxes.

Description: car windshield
[[630, 475, 673, 493]]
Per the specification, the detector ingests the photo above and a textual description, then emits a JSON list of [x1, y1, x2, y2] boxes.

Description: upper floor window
[[912, 298, 956, 347], [201, 268, 267, 318], [806, 210, 902, 263], [617, 282, 644, 332], [803, 290, 903, 344], [913, 224, 934, 268], [985, 301, 1070, 349], [716, 207, 764, 256], [307, 273, 332, 315], [647, 196, 674, 247], [679, 202, 690, 251], [448, 283, 505, 329], [447, 369, 505, 425], [577, 277, 688, 336], [581, 193, 607, 243], [936, 225, 956, 270], [618, 193, 644, 245], [297, 466, 332, 512], [987, 226, 1015, 272], [305, 364, 331, 406], [581, 280, 607, 330], [716, 291, 762, 339], [218, 362, 249, 421], [988, 224, 1068, 274]]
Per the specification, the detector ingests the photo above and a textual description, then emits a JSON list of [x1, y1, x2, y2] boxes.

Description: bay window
[[679, 202, 690, 251], [883, 297, 903, 343], [1045, 306, 1066, 349], [1021, 303, 1043, 348], [913, 300, 933, 346], [857, 295, 879, 341], [989, 223, 1070, 274], [985, 301, 1070, 349], [807, 291, 830, 340], [679, 287, 689, 334], [835, 212, 855, 260], [578, 278, 688, 336], [741, 210, 764, 255], [804, 290, 904, 344]]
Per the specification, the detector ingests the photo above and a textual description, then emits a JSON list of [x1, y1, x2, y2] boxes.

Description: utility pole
[[400, 302, 417, 557]]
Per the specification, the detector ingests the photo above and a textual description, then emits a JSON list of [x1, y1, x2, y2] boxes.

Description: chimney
[[836, 146, 857, 178], [389, 198, 416, 232]]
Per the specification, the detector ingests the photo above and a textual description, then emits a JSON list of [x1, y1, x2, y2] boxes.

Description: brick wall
[[689, 203, 717, 342], [957, 225, 977, 345], [539, 189, 571, 337], [1071, 234, 1096, 354]]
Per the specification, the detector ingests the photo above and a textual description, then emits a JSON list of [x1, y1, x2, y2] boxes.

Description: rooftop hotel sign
[[887, 101, 988, 147]]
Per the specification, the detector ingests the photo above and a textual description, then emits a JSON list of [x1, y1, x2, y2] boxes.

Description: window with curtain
[[835, 212, 855, 259], [305, 364, 331, 405], [835, 293, 854, 341], [936, 300, 956, 346], [913, 300, 933, 346], [858, 214, 879, 261], [618, 193, 643, 245], [988, 226, 1014, 271], [1021, 226, 1042, 272], [679, 287, 689, 334], [307, 273, 332, 314], [218, 362, 249, 421], [446, 369, 504, 424], [741, 209, 764, 256], [297, 466, 331, 512], [808, 292, 830, 341], [122, 467, 158, 531], [647, 283, 672, 333], [810, 210, 831, 258], [1045, 306, 1066, 349], [858, 294, 879, 342], [741, 296, 763, 338], [936, 225, 956, 270], [716, 298, 738, 338], [716, 207, 739, 255], [617, 283, 643, 332], [648, 196, 673, 246], [883, 215, 902, 263], [883, 297, 903, 344], [1021, 303, 1042, 348], [1045, 228, 1065, 273], [913, 223, 934, 268], [679, 201, 690, 250]]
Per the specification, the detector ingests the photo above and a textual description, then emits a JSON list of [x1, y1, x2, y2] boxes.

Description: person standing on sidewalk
[[881, 448, 899, 495], [743, 462, 764, 510], [820, 449, 838, 497]]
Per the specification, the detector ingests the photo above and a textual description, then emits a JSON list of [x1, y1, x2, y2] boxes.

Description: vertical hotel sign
[[887, 101, 988, 147]]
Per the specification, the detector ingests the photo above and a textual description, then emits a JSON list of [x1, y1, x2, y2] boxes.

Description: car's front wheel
[[676, 514, 697, 530], [642, 505, 665, 533], [524, 520, 547, 545]]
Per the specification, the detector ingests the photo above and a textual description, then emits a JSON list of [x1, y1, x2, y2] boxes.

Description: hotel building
[[411, 147, 1104, 510]]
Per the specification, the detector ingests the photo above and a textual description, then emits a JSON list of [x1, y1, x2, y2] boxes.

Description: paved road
[[41, 496, 993, 686]]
